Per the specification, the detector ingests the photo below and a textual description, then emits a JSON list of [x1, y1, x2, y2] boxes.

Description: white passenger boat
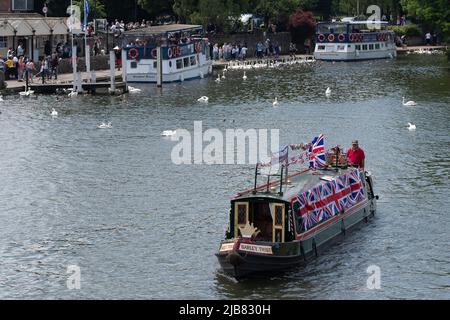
[[121, 24, 212, 83], [314, 21, 396, 61]]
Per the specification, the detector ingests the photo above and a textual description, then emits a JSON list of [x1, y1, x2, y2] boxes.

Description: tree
[[400, 0, 450, 41], [289, 9, 316, 44], [74, 0, 106, 20]]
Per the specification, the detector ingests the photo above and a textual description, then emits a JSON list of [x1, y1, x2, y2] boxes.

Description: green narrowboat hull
[[216, 197, 376, 279]]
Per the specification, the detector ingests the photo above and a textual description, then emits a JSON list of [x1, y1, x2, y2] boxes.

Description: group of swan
[[227, 57, 316, 71], [161, 130, 176, 137], [407, 49, 443, 55]]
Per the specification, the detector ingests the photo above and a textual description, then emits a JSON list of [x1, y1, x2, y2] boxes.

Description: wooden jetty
[[29, 81, 127, 94]]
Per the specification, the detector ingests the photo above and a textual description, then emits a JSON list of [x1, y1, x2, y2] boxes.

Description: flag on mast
[[83, 0, 89, 32]]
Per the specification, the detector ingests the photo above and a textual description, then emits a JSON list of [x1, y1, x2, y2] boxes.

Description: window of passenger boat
[[130, 61, 137, 69], [355, 45, 361, 50], [183, 57, 190, 67], [362, 44, 368, 50], [169, 61, 172, 68], [369, 44, 374, 50], [190, 56, 196, 66], [176, 59, 183, 69], [318, 45, 325, 51], [337, 45, 345, 51], [375, 43, 380, 49], [153, 61, 157, 68]]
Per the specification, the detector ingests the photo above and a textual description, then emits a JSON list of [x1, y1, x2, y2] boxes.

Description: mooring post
[[72, 45, 77, 92], [85, 44, 91, 82], [121, 46, 128, 92], [109, 50, 116, 93], [156, 46, 163, 87]]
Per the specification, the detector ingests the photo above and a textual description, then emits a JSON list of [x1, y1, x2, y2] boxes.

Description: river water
[[0, 55, 449, 299]]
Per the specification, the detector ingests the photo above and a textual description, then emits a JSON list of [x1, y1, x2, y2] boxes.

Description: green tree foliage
[[400, 0, 450, 41], [74, 0, 106, 20]]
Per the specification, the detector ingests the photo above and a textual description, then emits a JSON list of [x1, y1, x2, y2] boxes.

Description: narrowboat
[[216, 144, 378, 279], [121, 24, 212, 83], [314, 20, 396, 61]]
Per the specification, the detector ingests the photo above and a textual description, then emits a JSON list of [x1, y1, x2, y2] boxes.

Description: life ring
[[167, 47, 173, 59], [128, 48, 139, 60], [195, 42, 202, 54], [150, 48, 157, 58], [328, 34, 335, 42], [359, 34, 364, 42], [338, 33, 345, 42], [318, 34, 325, 42]]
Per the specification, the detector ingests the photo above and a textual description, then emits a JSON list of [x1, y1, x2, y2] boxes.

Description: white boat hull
[[126, 63, 212, 83]]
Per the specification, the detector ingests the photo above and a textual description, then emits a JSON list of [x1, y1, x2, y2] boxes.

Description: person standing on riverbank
[[425, 32, 432, 45], [17, 56, 25, 82], [25, 59, 34, 83]]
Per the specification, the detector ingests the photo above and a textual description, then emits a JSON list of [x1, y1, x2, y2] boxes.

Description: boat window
[[317, 23, 347, 34], [176, 59, 183, 69], [153, 61, 157, 68], [237, 205, 246, 224], [250, 202, 273, 242], [375, 43, 380, 49], [190, 56, 196, 66], [355, 45, 361, 50], [318, 45, 325, 51], [169, 61, 172, 68], [348, 45, 351, 48], [337, 45, 346, 51], [183, 57, 190, 68], [130, 61, 137, 69], [275, 206, 283, 226], [362, 44, 368, 50], [369, 44, 374, 50]]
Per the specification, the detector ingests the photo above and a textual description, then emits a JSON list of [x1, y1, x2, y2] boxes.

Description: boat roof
[[233, 167, 357, 203], [123, 24, 203, 36], [318, 21, 388, 25]]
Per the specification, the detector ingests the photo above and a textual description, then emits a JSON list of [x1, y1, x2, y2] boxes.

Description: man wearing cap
[[347, 140, 365, 169]]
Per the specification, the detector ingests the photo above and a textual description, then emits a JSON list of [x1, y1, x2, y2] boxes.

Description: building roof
[[0, 13, 68, 36]]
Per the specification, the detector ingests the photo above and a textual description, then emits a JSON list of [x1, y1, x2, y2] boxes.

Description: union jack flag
[[347, 170, 366, 205], [309, 134, 327, 169]]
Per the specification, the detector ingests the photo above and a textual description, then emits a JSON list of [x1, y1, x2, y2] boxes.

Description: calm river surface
[[0, 55, 449, 299]]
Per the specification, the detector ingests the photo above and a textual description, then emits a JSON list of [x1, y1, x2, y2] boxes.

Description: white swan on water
[[19, 89, 34, 96], [325, 87, 331, 97], [161, 130, 176, 136], [98, 122, 112, 129], [51, 108, 58, 117], [402, 97, 417, 106], [68, 91, 78, 97], [197, 96, 209, 103], [273, 97, 279, 107], [128, 86, 142, 93], [407, 122, 416, 131], [243, 72, 247, 80], [215, 74, 221, 83]]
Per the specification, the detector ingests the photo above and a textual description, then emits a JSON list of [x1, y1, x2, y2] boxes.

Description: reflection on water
[[0, 55, 449, 299]]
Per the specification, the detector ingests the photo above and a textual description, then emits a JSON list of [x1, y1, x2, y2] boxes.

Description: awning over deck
[[0, 13, 68, 37]]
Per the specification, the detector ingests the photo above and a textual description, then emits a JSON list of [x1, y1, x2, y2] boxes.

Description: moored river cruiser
[[121, 24, 212, 83], [216, 139, 378, 279], [314, 21, 396, 61]]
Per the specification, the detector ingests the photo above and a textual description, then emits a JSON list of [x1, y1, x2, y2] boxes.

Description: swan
[[273, 97, 279, 107], [215, 74, 221, 83], [402, 97, 417, 106], [98, 122, 112, 129], [325, 87, 331, 97], [198, 96, 209, 103], [243, 72, 247, 80], [407, 122, 416, 131], [221, 73, 226, 80], [68, 91, 78, 97], [161, 130, 176, 136], [19, 89, 34, 96], [128, 86, 141, 93], [51, 108, 58, 116]]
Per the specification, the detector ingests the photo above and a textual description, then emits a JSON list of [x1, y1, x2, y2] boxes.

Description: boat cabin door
[[271, 203, 285, 243], [234, 202, 249, 238]]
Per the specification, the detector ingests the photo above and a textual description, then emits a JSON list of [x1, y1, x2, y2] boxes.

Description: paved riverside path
[[3, 69, 123, 93]]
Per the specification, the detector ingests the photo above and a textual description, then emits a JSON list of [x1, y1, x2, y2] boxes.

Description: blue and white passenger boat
[[121, 24, 212, 83], [314, 20, 396, 61]]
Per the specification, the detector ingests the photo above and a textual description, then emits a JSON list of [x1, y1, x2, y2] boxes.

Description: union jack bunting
[[309, 134, 327, 169], [291, 169, 366, 233]]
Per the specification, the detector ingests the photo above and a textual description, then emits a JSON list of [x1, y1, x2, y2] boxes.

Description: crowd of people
[[212, 39, 283, 61]]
